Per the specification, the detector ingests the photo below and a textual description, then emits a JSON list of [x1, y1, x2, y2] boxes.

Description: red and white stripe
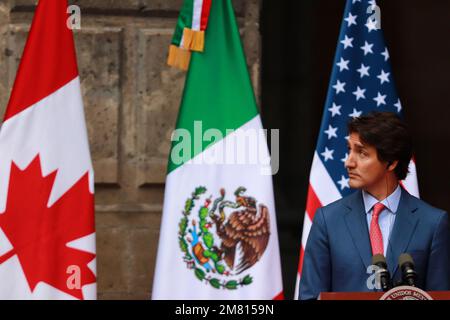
[[192, 0, 212, 31]]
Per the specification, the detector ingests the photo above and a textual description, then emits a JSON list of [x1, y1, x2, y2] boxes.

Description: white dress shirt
[[362, 184, 402, 257]]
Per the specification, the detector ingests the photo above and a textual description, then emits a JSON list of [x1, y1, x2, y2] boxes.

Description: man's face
[[345, 132, 389, 190]]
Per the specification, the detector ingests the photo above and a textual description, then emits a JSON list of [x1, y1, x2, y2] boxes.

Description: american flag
[[294, 0, 420, 298]]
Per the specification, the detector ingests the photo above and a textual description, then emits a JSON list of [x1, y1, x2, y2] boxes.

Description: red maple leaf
[[0, 155, 96, 299]]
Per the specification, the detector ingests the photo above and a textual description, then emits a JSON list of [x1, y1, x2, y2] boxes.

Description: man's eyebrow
[[349, 142, 366, 149], [348, 140, 365, 146]]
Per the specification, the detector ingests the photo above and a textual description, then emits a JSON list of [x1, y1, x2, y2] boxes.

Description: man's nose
[[345, 152, 355, 169]]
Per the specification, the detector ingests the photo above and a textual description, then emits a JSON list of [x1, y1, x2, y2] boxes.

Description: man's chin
[[348, 179, 363, 189]]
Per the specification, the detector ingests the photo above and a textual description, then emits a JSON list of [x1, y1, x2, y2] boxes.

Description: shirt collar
[[362, 184, 402, 214]]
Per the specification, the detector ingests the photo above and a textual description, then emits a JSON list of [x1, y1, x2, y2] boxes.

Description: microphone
[[399, 253, 417, 287], [372, 254, 392, 291]]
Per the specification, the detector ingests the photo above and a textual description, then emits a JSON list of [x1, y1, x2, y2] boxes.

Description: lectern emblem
[[380, 286, 433, 300]]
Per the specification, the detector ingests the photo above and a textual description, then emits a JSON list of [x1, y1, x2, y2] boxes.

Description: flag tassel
[[182, 28, 205, 52], [167, 44, 191, 71]]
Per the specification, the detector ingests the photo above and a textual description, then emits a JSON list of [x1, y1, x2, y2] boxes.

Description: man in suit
[[299, 112, 450, 300]]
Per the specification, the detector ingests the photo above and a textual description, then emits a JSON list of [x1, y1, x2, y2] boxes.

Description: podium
[[319, 290, 450, 300]]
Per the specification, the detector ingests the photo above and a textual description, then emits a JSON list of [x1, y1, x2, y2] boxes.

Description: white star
[[356, 63, 370, 78], [344, 13, 358, 27], [381, 47, 390, 61], [333, 80, 346, 94], [349, 108, 362, 118], [337, 175, 350, 190], [341, 153, 349, 163], [366, 18, 378, 32], [345, 135, 350, 141], [360, 41, 374, 55], [340, 35, 354, 49], [394, 99, 402, 112], [336, 57, 350, 72], [353, 86, 366, 101], [352, 0, 362, 3], [324, 125, 338, 139], [377, 70, 390, 84], [321, 147, 334, 162], [373, 92, 387, 107], [328, 103, 342, 117]]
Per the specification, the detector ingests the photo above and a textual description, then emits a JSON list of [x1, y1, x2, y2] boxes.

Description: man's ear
[[387, 160, 398, 172]]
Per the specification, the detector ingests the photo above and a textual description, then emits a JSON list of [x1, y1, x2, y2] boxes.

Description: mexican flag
[[152, 0, 283, 299], [0, 0, 96, 299]]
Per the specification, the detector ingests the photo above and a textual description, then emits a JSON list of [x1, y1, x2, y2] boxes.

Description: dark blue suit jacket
[[299, 188, 450, 300]]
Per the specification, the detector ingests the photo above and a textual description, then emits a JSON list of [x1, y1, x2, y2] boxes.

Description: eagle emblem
[[178, 186, 271, 290]]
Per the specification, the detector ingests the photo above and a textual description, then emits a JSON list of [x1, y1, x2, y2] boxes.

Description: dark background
[[261, 0, 450, 298]]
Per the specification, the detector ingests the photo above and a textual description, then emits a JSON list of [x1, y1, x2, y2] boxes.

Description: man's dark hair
[[347, 112, 413, 180]]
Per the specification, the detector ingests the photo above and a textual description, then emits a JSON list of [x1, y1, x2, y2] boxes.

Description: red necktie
[[370, 202, 385, 255]]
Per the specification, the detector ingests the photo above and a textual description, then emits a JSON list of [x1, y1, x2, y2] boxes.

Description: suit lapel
[[344, 191, 372, 271], [386, 188, 419, 277]]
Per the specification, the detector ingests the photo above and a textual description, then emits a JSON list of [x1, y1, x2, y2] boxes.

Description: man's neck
[[363, 180, 399, 201]]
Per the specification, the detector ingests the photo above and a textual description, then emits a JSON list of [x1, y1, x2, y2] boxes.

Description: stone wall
[[0, 0, 262, 299]]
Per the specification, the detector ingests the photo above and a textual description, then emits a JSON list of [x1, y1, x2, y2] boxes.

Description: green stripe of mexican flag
[[152, 0, 283, 299]]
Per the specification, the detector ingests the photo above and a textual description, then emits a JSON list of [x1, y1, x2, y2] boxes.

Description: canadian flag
[[0, 0, 96, 299]]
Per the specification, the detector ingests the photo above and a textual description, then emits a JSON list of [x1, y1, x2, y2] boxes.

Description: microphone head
[[372, 254, 387, 267], [398, 253, 415, 268]]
